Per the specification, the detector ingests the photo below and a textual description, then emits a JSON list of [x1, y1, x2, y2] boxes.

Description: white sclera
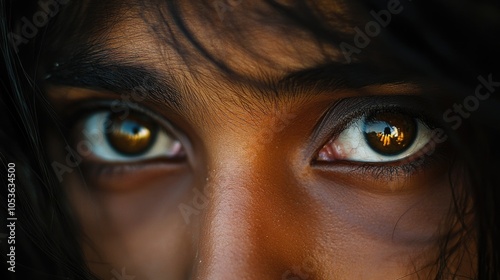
[[81, 112, 182, 162], [330, 116, 432, 162]]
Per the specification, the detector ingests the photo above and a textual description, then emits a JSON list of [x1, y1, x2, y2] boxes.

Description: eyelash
[[339, 106, 435, 135], [313, 104, 445, 179], [353, 154, 434, 180]]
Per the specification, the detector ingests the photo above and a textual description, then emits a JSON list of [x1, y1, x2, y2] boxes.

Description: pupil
[[383, 127, 391, 135], [363, 112, 417, 156], [106, 113, 159, 156]]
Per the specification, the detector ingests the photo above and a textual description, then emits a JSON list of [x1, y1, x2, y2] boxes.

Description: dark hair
[[1, 0, 499, 279]]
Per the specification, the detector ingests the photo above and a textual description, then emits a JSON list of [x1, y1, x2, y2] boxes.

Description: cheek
[[65, 172, 196, 279], [302, 174, 453, 275]]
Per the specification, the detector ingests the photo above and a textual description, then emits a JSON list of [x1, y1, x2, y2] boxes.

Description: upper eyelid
[[312, 96, 432, 137], [64, 100, 187, 144], [64, 99, 164, 125]]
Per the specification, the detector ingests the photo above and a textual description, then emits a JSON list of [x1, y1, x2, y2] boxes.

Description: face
[[42, 0, 473, 279]]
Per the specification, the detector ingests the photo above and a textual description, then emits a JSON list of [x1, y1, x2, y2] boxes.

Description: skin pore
[[41, 1, 474, 279]]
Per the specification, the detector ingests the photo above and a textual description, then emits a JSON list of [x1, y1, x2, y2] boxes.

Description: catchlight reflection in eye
[[363, 112, 416, 156], [317, 112, 432, 163], [80, 111, 184, 162]]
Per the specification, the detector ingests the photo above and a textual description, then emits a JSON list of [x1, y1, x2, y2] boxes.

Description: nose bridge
[[195, 169, 257, 278], [191, 132, 307, 279], [193, 144, 270, 276]]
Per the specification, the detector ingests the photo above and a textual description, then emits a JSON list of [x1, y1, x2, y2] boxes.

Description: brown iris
[[106, 112, 159, 156], [363, 112, 417, 156]]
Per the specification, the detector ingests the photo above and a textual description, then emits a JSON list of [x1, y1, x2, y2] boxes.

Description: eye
[[78, 110, 184, 162], [317, 111, 433, 163]]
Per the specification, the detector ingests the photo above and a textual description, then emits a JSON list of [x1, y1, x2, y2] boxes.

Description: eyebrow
[[276, 63, 417, 98], [44, 50, 183, 110], [44, 46, 416, 109]]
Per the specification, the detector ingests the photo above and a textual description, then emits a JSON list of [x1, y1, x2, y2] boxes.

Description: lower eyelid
[[79, 159, 189, 192], [312, 125, 450, 187], [312, 152, 450, 193]]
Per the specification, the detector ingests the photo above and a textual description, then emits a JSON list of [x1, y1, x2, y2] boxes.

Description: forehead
[[46, 0, 361, 80]]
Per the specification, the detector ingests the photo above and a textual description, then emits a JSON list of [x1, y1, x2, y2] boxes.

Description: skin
[[43, 1, 474, 279]]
